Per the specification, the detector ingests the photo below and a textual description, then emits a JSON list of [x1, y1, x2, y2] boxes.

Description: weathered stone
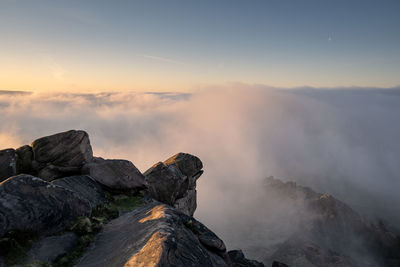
[[15, 145, 33, 174], [25, 232, 78, 263], [82, 157, 146, 191], [0, 149, 17, 182], [32, 130, 93, 167], [228, 250, 265, 267], [37, 164, 81, 181], [144, 153, 203, 216], [77, 202, 230, 267], [174, 189, 197, 216], [52, 175, 106, 209], [0, 174, 91, 237], [144, 162, 185, 205]]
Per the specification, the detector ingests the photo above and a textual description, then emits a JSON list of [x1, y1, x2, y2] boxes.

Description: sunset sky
[[1, 0, 399, 92]]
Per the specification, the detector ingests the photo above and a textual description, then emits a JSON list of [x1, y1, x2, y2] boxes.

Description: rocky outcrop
[[15, 145, 33, 174], [52, 175, 106, 209], [25, 232, 78, 263], [77, 202, 230, 267], [32, 130, 93, 168], [261, 177, 400, 267], [0, 149, 16, 182], [0, 174, 91, 237], [144, 153, 203, 216], [228, 250, 265, 267], [82, 157, 146, 191]]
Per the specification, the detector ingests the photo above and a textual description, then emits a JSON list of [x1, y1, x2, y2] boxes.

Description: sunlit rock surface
[[77, 202, 231, 267], [0, 174, 91, 237]]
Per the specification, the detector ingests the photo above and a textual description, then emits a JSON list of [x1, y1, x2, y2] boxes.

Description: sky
[[1, 0, 399, 92]]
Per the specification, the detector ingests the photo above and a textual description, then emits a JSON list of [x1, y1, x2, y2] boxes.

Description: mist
[[1, 85, 400, 260]]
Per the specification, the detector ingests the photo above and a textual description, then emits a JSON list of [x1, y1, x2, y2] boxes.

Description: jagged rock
[[77, 202, 230, 267], [15, 145, 33, 174], [174, 189, 197, 216], [32, 130, 93, 168], [144, 153, 203, 216], [38, 164, 81, 181], [25, 232, 78, 263], [0, 149, 17, 182], [52, 175, 106, 208], [0, 174, 91, 237], [82, 157, 146, 191], [228, 250, 265, 267]]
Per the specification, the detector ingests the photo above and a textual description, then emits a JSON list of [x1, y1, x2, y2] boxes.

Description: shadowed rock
[[0, 174, 91, 238], [25, 232, 78, 263], [52, 175, 106, 209], [32, 130, 93, 168], [82, 157, 146, 191], [15, 145, 33, 174], [77, 202, 230, 267], [0, 149, 17, 182], [228, 250, 265, 267], [144, 153, 203, 216]]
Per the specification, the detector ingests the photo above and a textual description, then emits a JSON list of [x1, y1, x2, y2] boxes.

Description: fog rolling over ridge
[[1, 86, 400, 259]]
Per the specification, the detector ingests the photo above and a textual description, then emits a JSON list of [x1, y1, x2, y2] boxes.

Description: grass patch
[[0, 230, 38, 266]]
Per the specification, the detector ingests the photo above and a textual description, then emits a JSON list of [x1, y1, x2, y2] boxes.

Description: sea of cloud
[[1, 85, 400, 256]]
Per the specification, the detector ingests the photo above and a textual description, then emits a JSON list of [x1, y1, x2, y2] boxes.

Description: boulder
[[32, 130, 93, 167], [0, 174, 91, 237], [228, 250, 265, 267], [174, 189, 197, 216], [37, 164, 81, 182], [15, 145, 33, 174], [77, 202, 230, 267], [82, 157, 146, 191], [0, 149, 17, 182], [144, 153, 203, 216], [25, 232, 78, 263], [52, 175, 106, 208]]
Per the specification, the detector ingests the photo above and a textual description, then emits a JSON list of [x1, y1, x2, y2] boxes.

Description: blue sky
[[1, 0, 399, 92]]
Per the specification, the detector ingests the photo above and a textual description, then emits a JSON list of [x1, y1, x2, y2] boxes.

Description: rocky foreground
[[0, 130, 276, 267]]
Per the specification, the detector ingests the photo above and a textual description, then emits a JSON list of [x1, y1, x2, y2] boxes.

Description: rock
[[25, 232, 78, 263], [0, 174, 91, 237], [82, 157, 146, 191], [15, 145, 33, 174], [144, 153, 203, 216], [32, 130, 93, 167], [0, 256, 3, 267], [228, 250, 265, 267], [271, 261, 290, 267], [144, 162, 185, 205], [38, 164, 81, 181], [77, 202, 230, 267], [52, 175, 106, 209], [0, 149, 17, 182], [174, 189, 197, 216]]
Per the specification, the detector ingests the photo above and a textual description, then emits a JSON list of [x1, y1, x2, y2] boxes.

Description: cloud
[[1, 85, 400, 258]]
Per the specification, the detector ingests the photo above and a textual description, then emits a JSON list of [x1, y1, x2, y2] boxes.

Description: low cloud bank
[[1, 85, 400, 253]]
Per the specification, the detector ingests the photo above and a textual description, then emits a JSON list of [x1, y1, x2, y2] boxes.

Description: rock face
[[0, 174, 91, 237], [15, 145, 33, 174], [82, 157, 146, 191], [228, 250, 265, 267], [0, 149, 17, 182], [25, 232, 78, 263], [32, 130, 93, 168], [260, 177, 400, 267], [52, 175, 106, 209], [77, 202, 231, 267], [144, 153, 203, 216]]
